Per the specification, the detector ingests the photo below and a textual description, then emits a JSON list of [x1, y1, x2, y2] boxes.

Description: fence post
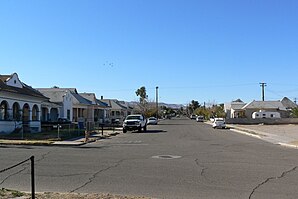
[[30, 156, 35, 199]]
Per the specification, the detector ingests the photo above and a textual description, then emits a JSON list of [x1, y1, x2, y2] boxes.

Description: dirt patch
[[0, 189, 152, 199], [289, 141, 298, 146]]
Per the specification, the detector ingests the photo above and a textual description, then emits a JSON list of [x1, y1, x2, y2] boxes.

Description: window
[[67, 110, 70, 120], [0, 101, 8, 120], [32, 105, 39, 121]]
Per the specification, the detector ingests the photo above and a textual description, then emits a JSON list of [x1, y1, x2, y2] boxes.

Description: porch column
[[7, 108, 13, 120]]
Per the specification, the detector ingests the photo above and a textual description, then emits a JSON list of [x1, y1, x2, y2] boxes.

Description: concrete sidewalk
[[227, 124, 298, 149]]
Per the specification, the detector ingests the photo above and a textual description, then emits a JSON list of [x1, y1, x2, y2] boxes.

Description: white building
[[37, 87, 73, 122], [38, 88, 110, 123], [0, 73, 48, 134]]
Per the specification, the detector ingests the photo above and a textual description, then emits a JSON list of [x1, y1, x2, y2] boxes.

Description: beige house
[[101, 99, 132, 123]]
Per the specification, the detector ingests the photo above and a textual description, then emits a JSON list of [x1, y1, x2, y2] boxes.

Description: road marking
[[152, 155, 182, 159], [110, 140, 148, 146]]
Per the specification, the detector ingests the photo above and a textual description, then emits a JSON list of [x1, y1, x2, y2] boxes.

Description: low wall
[[0, 121, 22, 134], [226, 118, 298, 125]]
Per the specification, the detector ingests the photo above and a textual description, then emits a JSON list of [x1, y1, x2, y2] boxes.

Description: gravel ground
[[232, 124, 298, 135], [0, 189, 152, 199]]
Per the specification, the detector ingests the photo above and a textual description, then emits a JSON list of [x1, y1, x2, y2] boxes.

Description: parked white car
[[196, 116, 204, 122], [212, 118, 226, 129], [123, 114, 147, 133], [147, 117, 158, 125], [190, 115, 196, 120]]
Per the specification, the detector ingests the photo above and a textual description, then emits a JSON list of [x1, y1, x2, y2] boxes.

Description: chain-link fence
[[41, 121, 121, 139]]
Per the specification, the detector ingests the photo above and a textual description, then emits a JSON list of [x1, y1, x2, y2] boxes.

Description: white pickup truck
[[123, 114, 147, 133]]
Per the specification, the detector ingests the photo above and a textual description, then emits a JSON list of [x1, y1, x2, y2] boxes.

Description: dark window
[[0, 101, 9, 120], [32, 105, 39, 121], [67, 110, 70, 120], [13, 102, 21, 121]]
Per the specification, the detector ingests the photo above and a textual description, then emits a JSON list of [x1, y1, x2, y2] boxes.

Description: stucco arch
[[22, 103, 30, 122], [0, 100, 9, 120], [32, 104, 39, 121], [12, 102, 21, 121]]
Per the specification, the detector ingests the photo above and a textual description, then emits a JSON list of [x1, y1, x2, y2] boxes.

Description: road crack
[[36, 151, 51, 163], [249, 166, 298, 199], [0, 151, 52, 186], [0, 166, 28, 186], [195, 159, 207, 177], [70, 159, 124, 193]]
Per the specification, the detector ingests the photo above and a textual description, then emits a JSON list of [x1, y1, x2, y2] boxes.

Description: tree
[[187, 100, 200, 115], [194, 103, 225, 119], [135, 86, 148, 115], [291, 107, 298, 118], [135, 86, 147, 105]]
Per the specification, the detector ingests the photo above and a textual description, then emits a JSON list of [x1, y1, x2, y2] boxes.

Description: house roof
[[72, 93, 92, 105], [281, 97, 297, 109], [101, 99, 127, 110], [37, 88, 76, 103], [95, 99, 109, 107], [242, 100, 287, 111], [0, 75, 12, 82], [38, 88, 93, 105], [0, 74, 48, 100], [79, 93, 109, 107], [231, 102, 246, 110]]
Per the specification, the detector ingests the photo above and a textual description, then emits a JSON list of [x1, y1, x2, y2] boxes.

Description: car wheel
[[138, 126, 142, 132]]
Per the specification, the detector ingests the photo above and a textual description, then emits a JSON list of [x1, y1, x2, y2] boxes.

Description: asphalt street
[[1, 118, 298, 199]]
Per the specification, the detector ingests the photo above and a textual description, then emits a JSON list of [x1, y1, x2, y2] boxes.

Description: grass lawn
[[0, 129, 85, 141]]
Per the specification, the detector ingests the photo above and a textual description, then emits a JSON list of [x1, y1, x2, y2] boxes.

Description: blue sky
[[1, 0, 298, 104]]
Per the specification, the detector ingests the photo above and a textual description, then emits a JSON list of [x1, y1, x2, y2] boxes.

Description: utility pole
[[156, 86, 159, 119], [259, 82, 267, 101]]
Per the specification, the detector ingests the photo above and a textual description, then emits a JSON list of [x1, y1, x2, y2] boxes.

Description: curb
[[0, 141, 54, 146], [0, 132, 122, 147], [229, 129, 262, 139], [52, 141, 86, 146], [277, 142, 298, 149]]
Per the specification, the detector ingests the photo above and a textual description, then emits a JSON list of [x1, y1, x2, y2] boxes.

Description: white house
[[224, 99, 246, 119], [37, 87, 73, 122], [0, 73, 48, 134], [252, 111, 281, 119], [225, 97, 296, 119], [242, 100, 288, 118], [38, 88, 111, 125]]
